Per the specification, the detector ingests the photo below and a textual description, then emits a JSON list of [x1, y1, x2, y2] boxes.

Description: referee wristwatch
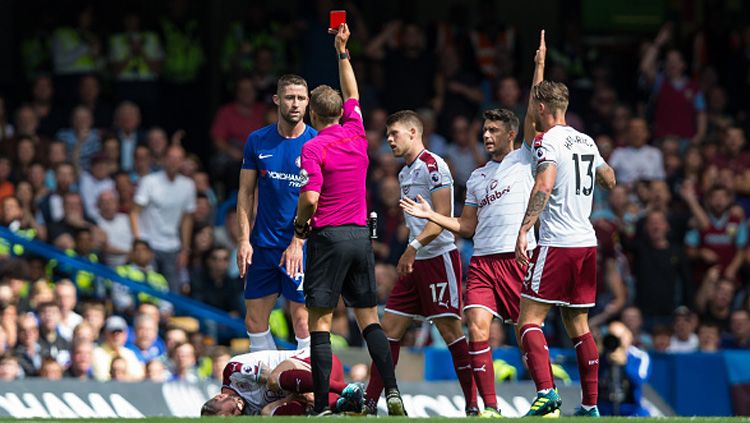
[[337, 49, 350, 60], [294, 217, 311, 239]]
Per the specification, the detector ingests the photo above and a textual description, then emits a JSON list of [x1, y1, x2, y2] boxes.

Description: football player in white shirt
[[200, 349, 360, 416], [400, 30, 547, 418], [514, 79, 616, 417], [363, 110, 476, 415]]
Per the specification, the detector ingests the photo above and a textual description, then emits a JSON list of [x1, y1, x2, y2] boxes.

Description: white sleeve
[[533, 134, 560, 167], [133, 176, 150, 207], [429, 159, 453, 191], [464, 172, 479, 207], [184, 180, 197, 213]]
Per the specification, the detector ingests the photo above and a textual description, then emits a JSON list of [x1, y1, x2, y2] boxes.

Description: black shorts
[[304, 225, 377, 309]]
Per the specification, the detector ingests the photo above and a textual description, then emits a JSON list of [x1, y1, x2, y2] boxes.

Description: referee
[[286, 24, 405, 416]]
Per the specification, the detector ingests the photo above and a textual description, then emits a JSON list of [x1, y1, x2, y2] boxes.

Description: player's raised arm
[[400, 195, 478, 238], [523, 30, 546, 147], [335, 24, 359, 101]]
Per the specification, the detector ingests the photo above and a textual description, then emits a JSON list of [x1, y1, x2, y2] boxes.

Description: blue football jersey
[[242, 123, 318, 248]]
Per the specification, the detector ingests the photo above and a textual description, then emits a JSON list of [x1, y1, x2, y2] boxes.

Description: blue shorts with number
[[244, 246, 305, 303]]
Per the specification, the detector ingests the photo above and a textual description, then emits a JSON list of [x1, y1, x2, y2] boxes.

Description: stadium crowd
[[1, 0, 750, 385]]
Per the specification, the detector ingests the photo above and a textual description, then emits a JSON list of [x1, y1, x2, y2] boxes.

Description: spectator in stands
[[77, 75, 113, 129], [101, 134, 120, 173], [72, 321, 96, 345], [208, 346, 231, 383], [92, 315, 144, 381], [417, 108, 448, 157], [686, 185, 746, 282], [113, 171, 135, 214], [0, 353, 21, 380], [113, 101, 145, 172], [125, 313, 166, 364], [668, 306, 699, 353], [79, 154, 115, 220], [445, 115, 485, 191], [96, 190, 132, 266], [131, 145, 195, 293], [146, 127, 170, 170], [191, 246, 243, 315], [56, 106, 101, 171], [608, 118, 665, 186], [695, 268, 735, 331], [169, 341, 199, 383], [697, 322, 722, 353], [13, 105, 39, 139], [723, 309, 750, 349], [433, 46, 483, 134], [109, 355, 130, 381], [209, 76, 268, 190], [47, 192, 97, 244], [37, 301, 71, 367], [37, 162, 77, 230], [13, 313, 41, 376], [64, 340, 94, 380], [29, 75, 65, 138], [10, 136, 36, 183], [39, 356, 63, 380], [371, 176, 407, 264], [0, 96, 13, 143], [1, 196, 44, 255], [79, 301, 105, 342], [640, 24, 707, 144], [628, 210, 692, 325], [113, 240, 171, 317], [54, 279, 82, 342], [164, 327, 188, 357], [145, 359, 169, 382], [109, 10, 164, 125], [366, 21, 435, 112], [50, 4, 102, 93], [621, 306, 653, 350]]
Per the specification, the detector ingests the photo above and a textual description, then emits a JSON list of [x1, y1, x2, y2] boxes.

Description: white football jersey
[[532, 125, 605, 247], [399, 150, 456, 259], [221, 349, 303, 415], [465, 145, 537, 256]]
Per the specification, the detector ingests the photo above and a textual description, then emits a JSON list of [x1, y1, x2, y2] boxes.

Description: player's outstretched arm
[[335, 24, 359, 101], [523, 29, 546, 148], [595, 163, 616, 190], [400, 195, 478, 238], [515, 162, 557, 266]]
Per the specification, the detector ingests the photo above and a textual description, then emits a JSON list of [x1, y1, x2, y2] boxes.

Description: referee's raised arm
[[291, 22, 405, 417], [335, 24, 359, 101]]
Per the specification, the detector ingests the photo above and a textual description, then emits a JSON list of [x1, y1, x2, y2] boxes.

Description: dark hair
[[36, 301, 59, 312], [277, 74, 308, 95], [386, 110, 424, 135], [201, 398, 222, 416], [483, 108, 520, 133], [132, 239, 152, 250]]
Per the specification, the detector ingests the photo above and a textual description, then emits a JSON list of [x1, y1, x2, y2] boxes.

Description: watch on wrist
[[338, 49, 350, 60]]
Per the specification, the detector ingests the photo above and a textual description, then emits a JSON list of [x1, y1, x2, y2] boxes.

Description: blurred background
[[0, 0, 749, 417]]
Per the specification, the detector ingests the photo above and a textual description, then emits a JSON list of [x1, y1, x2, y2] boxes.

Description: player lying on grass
[[200, 348, 363, 416]]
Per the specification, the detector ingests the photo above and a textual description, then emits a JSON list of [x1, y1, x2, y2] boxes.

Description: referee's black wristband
[[337, 49, 350, 60]]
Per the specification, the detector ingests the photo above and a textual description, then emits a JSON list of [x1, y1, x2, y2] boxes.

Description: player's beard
[[280, 109, 303, 126]]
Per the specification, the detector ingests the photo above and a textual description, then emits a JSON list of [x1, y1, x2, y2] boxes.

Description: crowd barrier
[[0, 379, 672, 418]]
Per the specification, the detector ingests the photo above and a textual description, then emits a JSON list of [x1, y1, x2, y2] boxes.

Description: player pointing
[[514, 76, 616, 415]]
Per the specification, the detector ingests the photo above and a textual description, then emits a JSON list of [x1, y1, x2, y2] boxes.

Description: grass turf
[[0, 417, 747, 422]]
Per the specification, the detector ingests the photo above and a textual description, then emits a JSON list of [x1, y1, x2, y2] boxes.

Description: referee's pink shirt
[[300, 98, 368, 229]]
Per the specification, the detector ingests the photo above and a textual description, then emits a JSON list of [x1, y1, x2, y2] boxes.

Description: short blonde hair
[[310, 85, 342, 125], [532, 80, 569, 114]]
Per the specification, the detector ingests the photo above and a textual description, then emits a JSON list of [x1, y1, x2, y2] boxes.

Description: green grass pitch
[[0, 417, 748, 422]]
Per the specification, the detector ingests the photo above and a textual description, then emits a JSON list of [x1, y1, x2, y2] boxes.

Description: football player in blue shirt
[[236, 74, 317, 351]]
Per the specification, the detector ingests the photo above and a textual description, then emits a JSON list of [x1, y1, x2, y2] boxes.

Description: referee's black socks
[[310, 331, 332, 413], [362, 323, 398, 390]]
